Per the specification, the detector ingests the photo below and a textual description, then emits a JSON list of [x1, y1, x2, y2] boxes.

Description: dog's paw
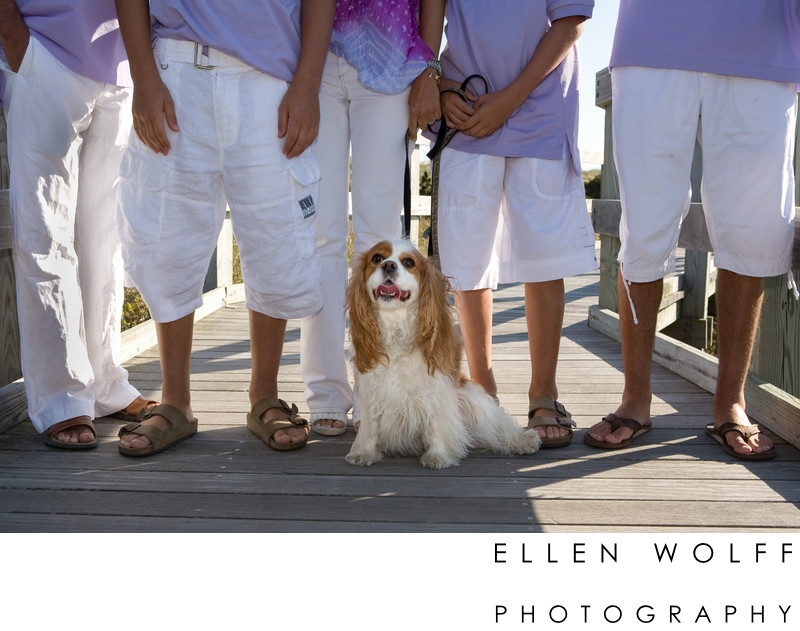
[[512, 429, 542, 454], [345, 450, 382, 467], [420, 451, 460, 470]]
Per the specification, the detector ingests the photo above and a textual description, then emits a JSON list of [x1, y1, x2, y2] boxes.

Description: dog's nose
[[381, 260, 397, 273]]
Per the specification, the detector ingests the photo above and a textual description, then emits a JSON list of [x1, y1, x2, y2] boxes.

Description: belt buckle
[[193, 43, 215, 70]]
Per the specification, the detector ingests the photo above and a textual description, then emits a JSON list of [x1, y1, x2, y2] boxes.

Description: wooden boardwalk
[[1, 268, 799, 532]]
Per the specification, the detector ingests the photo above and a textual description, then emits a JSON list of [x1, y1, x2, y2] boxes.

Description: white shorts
[[118, 39, 322, 322], [612, 66, 797, 281], [436, 148, 597, 289]]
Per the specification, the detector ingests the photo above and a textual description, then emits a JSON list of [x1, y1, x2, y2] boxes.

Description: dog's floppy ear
[[346, 247, 388, 373], [416, 253, 461, 377]]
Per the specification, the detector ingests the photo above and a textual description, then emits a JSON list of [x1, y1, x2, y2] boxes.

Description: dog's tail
[[458, 382, 541, 455]]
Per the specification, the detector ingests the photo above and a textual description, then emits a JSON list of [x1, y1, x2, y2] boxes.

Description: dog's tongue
[[376, 283, 410, 301]]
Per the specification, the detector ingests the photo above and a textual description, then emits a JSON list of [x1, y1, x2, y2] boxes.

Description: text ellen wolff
[[493, 541, 794, 625]]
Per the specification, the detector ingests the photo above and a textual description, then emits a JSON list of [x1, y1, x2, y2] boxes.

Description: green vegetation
[[121, 287, 150, 331], [583, 168, 601, 199]]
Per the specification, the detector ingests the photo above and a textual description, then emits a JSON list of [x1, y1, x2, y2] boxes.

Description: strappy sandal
[[527, 397, 576, 448], [117, 403, 197, 457], [705, 422, 777, 460], [584, 412, 651, 449], [247, 397, 309, 451], [44, 416, 98, 450]]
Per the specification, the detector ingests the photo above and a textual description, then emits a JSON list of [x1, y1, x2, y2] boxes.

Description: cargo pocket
[[117, 145, 169, 249], [288, 150, 321, 261]]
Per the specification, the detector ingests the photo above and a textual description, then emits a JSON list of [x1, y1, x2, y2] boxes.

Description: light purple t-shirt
[[149, 0, 302, 83], [2, 0, 130, 87], [611, 0, 800, 84], [423, 0, 594, 167]]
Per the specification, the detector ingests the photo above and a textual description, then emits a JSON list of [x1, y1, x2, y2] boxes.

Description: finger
[[277, 103, 289, 140], [164, 95, 180, 133]]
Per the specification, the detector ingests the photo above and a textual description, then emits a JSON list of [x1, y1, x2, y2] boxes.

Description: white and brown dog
[[345, 239, 541, 469]]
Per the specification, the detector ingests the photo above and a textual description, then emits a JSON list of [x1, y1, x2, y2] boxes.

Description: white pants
[[613, 67, 797, 281], [437, 147, 597, 289], [118, 40, 323, 322], [300, 52, 409, 423], [2, 36, 139, 432]]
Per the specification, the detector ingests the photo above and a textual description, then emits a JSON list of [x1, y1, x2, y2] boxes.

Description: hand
[[278, 80, 320, 159], [440, 87, 477, 129], [407, 70, 441, 140], [458, 89, 516, 138], [131, 72, 179, 155], [3, 25, 29, 73]]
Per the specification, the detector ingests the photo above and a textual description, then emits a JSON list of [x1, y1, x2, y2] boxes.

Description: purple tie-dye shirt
[[331, 0, 434, 93]]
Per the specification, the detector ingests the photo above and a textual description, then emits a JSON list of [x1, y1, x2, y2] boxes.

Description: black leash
[[424, 74, 489, 262]]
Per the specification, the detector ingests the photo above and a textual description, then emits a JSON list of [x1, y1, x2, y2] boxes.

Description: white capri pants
[[612, 66, 797, 282], [118, 39, 323, 323], [300, 52, 409, 424], [436, 147, 597, 290], [2, 35, 139, 432]]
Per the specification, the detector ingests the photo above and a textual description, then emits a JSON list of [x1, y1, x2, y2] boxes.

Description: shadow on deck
[[0, 269, 798, 532]]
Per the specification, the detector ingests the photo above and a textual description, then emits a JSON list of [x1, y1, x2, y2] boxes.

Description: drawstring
[[788, 270, 799, 300], [619, 263, 639, 325]]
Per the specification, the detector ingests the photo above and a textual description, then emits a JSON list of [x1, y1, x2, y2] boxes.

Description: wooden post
[[203, 209, 234, 293], [749, 95, 800, 397], [0, 110, 22, 389], [595, 68, 620, 312]]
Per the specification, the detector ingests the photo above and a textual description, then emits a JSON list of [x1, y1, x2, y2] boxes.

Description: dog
[[344, 239, 541, 469]]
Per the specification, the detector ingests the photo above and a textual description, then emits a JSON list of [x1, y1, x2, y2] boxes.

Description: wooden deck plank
[[1, 268, 799, 532]]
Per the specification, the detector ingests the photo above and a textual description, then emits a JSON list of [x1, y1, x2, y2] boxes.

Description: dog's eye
[[401, 257, 415, 269], [371, 253, 384, 264]]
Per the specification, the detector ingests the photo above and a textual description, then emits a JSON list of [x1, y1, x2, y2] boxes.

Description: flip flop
[[705, 422, 777, 461], [247, 397, 309, 451], [44, 417, 98, 450], [118, 403, 197, 457], [527, 397, 575, 448], [584, 412, 651, 449]]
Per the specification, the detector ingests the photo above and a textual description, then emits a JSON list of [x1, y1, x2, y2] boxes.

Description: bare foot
[[47, 416, 95, 445], [530, 407, 571, 442], [310, 418, 347, 435], [263, 406, 309, 446]]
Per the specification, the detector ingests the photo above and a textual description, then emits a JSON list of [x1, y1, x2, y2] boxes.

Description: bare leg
[[526, 280, 569, 441], [249, 309, 308, 446], [714, 270, 773, 455], [586, 274, 659, 445], [454, 288, 496, 396], [118, 313, 194, 449]]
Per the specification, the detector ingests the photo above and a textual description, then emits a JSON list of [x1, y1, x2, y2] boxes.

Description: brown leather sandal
[[527, 397, 576, 448], [109, 397, 159, 423], [118, 403, 197, 457], [584, 412, 651, 449], [247, 397, 309, 451], [705, 422, 776, 460], [44, 416, 98, 450]]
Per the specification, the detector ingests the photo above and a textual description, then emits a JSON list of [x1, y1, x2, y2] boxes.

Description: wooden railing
[[591, 68, 800, 449]]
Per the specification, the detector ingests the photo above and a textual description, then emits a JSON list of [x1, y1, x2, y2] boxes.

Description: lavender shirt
[[424, 0, 594, 168], [149, 0, 302, 83], [611, 0, 800, 84], [1, 0, 130, 87], [331, 0, 434, 93]]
